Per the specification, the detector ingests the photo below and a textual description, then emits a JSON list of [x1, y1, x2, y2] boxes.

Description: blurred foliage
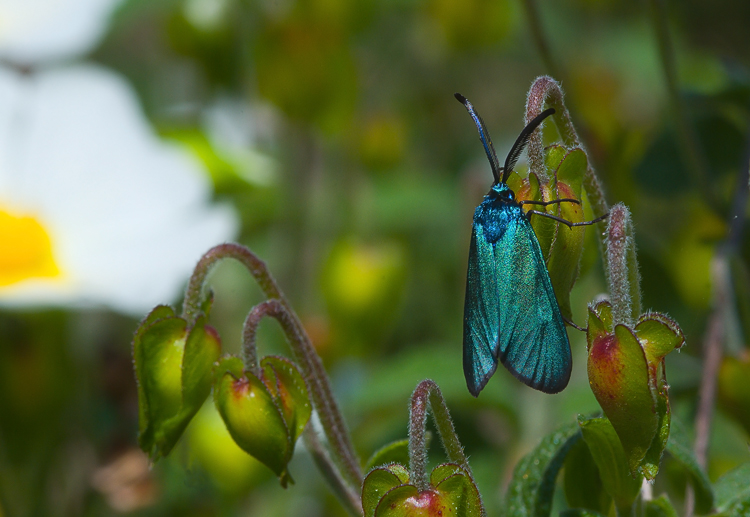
[[2, 0, 750, 515]]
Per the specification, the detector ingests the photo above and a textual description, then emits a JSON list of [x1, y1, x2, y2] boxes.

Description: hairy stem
[[686, 131, 750, 516], [409, 380, 485, 516], [303, 425, 363, 516], [525, 76, 609, 234], [183, 243, 283, 324], [184, 244, 363, 491], [240, 298, 363, 488], [605, 204, 642, 326]]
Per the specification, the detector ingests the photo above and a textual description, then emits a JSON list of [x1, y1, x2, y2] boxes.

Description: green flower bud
[[586, 301, 684, 479], [133, 305, 221, 461], [362, 463, 482, 517], [512, 145, 589, 319], [213, 355, 311, 487]]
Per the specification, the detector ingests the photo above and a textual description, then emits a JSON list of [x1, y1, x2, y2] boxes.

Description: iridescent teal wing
[[463, 205, 572, 396]]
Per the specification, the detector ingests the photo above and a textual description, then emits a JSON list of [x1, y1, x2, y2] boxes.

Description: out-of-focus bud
[[133, 305, 221, 461]]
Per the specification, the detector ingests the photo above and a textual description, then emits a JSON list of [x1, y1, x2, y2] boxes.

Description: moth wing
[[463, 213, 571, 395], [463, 225, 501, 396]]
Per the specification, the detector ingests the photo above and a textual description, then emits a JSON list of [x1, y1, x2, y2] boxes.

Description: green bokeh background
[[1, 0, 750, 515]]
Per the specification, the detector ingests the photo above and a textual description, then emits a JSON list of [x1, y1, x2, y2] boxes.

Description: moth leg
[[519, 198, 580, 208], [562, 315, 587, 332], [525, 210, 609, 228]]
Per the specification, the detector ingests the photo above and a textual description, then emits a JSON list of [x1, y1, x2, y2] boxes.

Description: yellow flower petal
[[0, 208, 60, 286]]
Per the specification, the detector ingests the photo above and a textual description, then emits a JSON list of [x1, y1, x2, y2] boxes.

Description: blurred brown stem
[[686, 127, 750, 516], [408, 380, 485, 516]]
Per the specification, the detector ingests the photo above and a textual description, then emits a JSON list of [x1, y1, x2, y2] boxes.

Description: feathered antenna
[[455, 93, 502, 184], [502, 108, 555, 184]]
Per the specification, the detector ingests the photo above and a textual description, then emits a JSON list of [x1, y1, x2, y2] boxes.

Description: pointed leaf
[[563, 439, 612, 514], [506, 421, 581, 517], [638, 376, 670, 480], [213, 357, 293, 485], [714, 462, 750, 514], [133, 305, 177, 439], [554, 148, 586, 195], [644, 495, 679, 517], [365, 439, 410, 471], [136, 315, 188, 458], [578, 416, 641, 512]]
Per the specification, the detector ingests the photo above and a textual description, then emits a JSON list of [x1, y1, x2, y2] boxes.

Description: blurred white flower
[[0, 0, 121, 64], [0, 65, 238, 315]]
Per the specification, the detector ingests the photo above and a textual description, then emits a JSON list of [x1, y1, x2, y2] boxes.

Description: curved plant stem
[[525, 76, 610, 233], [241, 298, 363, 488], [183, 243, 283, 324], [409, 380, 486, 516], [183, 244, 363, 492]]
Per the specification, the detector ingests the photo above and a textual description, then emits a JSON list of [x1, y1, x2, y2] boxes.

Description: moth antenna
[[455, 93, 502, 184], [503, 108, 555, 183]]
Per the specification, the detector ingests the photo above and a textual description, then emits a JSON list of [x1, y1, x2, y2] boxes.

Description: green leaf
[[578, 416, 641, 512], [133, 305, 177, 440], [664, 420, 714, 514], [644, 494, 679, 517], [365, 439, 410, 471], [362, 466, 410, 517], [505, 421, 581, 517], [374, 485, 421, 516], [563, 439, 611, 514], [714, 462, 750, 514]]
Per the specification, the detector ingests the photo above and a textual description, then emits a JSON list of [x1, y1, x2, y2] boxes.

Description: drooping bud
[[213, 355, 311, 487], [133, 305, 221, 461]]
